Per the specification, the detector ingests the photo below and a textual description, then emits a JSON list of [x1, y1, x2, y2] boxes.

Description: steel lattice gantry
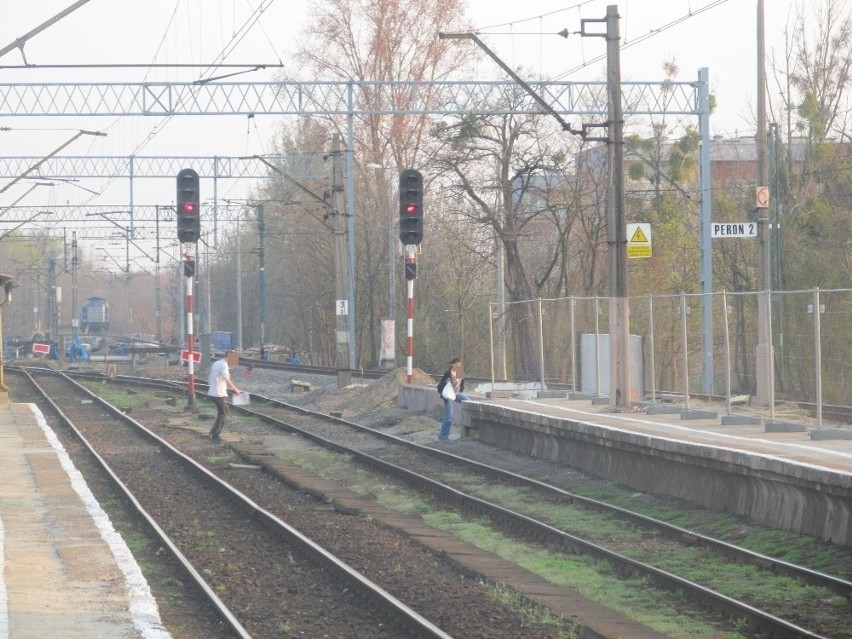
[[0, 154, 327, 240], [0, 79, 701, 117], [0, 154, 326, 180], [0, 74, 714, 386]]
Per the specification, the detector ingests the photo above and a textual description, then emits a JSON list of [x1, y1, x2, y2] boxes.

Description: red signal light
[[405, 202, 418, 215], [182, 202, 196, 214]]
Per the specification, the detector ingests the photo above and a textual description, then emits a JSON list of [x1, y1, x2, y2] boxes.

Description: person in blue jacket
[[436, 358, 470, 440]]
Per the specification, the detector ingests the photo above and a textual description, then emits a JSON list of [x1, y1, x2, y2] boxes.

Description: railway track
[[44, 368, 852, 638], [11, 368, 455, 639]]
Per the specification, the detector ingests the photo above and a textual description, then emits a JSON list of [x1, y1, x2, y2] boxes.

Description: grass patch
[[438, 472, 850, 624], [79, 380, 148, 409], [278, 450, 430, 515], [422, 511, 727, 637], [487, 581, 580, 637], [268, 448, 735, 635]]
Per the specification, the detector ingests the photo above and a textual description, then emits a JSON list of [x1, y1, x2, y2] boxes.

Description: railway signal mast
[[177, 168, 200, 408], [399, 169, 423, 383]]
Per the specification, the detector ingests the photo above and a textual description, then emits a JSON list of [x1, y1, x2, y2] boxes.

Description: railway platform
[[458, 396, 852, 545], [0, 400, 170, 639]]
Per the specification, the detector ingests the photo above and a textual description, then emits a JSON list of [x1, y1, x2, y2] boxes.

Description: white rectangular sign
[[711, 222, 757, 238]]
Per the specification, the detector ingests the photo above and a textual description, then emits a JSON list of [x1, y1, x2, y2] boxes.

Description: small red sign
[[180, 349, 201, 363], [32, 343, 51, 355]]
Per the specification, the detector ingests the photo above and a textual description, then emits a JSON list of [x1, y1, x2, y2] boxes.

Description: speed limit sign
[[755, 186, 769, 208]]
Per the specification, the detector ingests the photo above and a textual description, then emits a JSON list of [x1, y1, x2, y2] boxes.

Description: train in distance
[[80, 297, 110, 333]]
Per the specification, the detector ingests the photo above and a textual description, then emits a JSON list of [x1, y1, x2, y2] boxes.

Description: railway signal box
[[398, 169, 423, 245], [176, 168, 200, 243]]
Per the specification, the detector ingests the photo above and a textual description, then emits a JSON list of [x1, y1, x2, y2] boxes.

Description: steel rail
[[18, 367, 454, 639], [89, 370, 835, 639], [229, 400, 834, 639], [12, 366, 253, 639], [73, 368, 852, 596], [63, 369, 848, 637]]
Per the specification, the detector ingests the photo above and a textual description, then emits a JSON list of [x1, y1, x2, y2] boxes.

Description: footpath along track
[[63, 370, 852, 638], [12, 368, 458, 639]]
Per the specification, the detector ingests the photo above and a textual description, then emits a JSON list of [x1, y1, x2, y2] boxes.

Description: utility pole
[[256, 204, 266, 354], [581, 5, 631, 407], [382, 175, 397, 369], [71, 233, 78, 339], [332, 134, 352, 388], [46, 256, 57, 342], [755, 0, 774, 411], [606, 5, 630, 408], [154, 206, 162, 343]]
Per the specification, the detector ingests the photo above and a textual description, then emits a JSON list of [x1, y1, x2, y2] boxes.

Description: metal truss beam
[[0, 154, 326, 180], [0, 79, 700, 117], [1, 203, 252, 241]]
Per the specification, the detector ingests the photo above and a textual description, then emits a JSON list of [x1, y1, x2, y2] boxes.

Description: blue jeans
[[439, 393, 470, 439]]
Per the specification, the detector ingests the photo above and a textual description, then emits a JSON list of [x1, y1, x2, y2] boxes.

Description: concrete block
[[487, 390, 514, 399], [397, 384, 443, 411], [565, 391, 594, 400], [290, 380, 311, 393], [810, 428, 852, 441], [646, 404, 682, 415], [537, 390, 567, 399], [590, 396, 610, 406], [721, 414, 762, 426], [680, 409, 719, 420], [765, 421, 808, 433]]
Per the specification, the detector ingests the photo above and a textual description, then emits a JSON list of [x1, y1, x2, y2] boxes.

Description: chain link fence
[[489, 288, 851, 419]]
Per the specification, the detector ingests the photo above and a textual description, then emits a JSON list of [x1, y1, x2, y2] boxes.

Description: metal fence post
[[680, 292, 690, 409], [570, 296, 577, 395], [722, 291, 732, 417], [766, 290, 776, 421], [813, 287, 823, 429], [594, 296, 602, 397], [647, 294, 656, 405], [489, 301, 495, 390], [537, 298, 545, 390]]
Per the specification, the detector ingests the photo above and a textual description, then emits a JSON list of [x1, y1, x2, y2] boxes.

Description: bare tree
[[430, 86, 594, 378], [285, 0, 478, 366]]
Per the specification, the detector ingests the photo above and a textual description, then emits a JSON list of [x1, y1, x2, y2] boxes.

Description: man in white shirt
[[207, 350, 241, 442]]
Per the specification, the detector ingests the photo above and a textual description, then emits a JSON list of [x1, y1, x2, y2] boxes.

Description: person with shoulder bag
[[436, 357, 470, 440]]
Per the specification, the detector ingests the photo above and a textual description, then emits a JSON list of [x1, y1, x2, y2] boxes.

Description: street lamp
[[367, 163, 397, 369]]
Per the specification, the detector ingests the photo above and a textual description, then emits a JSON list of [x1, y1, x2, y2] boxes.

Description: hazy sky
[[0, 0, 804, 215]]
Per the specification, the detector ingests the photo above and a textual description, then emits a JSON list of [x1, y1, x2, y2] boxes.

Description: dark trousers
[[209, 396, 228, 439]]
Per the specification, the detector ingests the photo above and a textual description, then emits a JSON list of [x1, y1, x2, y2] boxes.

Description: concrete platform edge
[[13, 403, 171, 638], [461, 401, 852, 545]]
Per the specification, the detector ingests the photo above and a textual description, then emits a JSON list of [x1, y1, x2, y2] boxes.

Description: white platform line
[[27, 404, 172, 639], [0, 514, 8, 639]]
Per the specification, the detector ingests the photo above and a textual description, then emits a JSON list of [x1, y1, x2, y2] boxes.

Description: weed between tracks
[[441, 472, 851, 628], [280, 449, 734, 637]]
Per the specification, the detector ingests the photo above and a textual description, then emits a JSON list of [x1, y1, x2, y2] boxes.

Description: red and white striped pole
[[405, 249, 416, 383], [184, 251, 196, 408]]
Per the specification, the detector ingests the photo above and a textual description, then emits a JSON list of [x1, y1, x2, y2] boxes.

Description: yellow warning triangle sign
[[630, 226, 649, 243]]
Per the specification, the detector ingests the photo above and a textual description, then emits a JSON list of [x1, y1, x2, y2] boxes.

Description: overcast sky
[[0, 0, 802, 218]]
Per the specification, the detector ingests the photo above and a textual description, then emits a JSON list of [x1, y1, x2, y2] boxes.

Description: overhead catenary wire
[[76, 0, 282, 209], [470, 0, 732, 82]]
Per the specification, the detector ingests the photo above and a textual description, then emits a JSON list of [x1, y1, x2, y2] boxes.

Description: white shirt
[[207, 358, 230, 397]]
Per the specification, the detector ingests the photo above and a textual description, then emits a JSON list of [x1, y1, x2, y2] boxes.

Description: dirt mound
[[293, 367, 435, 419]]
